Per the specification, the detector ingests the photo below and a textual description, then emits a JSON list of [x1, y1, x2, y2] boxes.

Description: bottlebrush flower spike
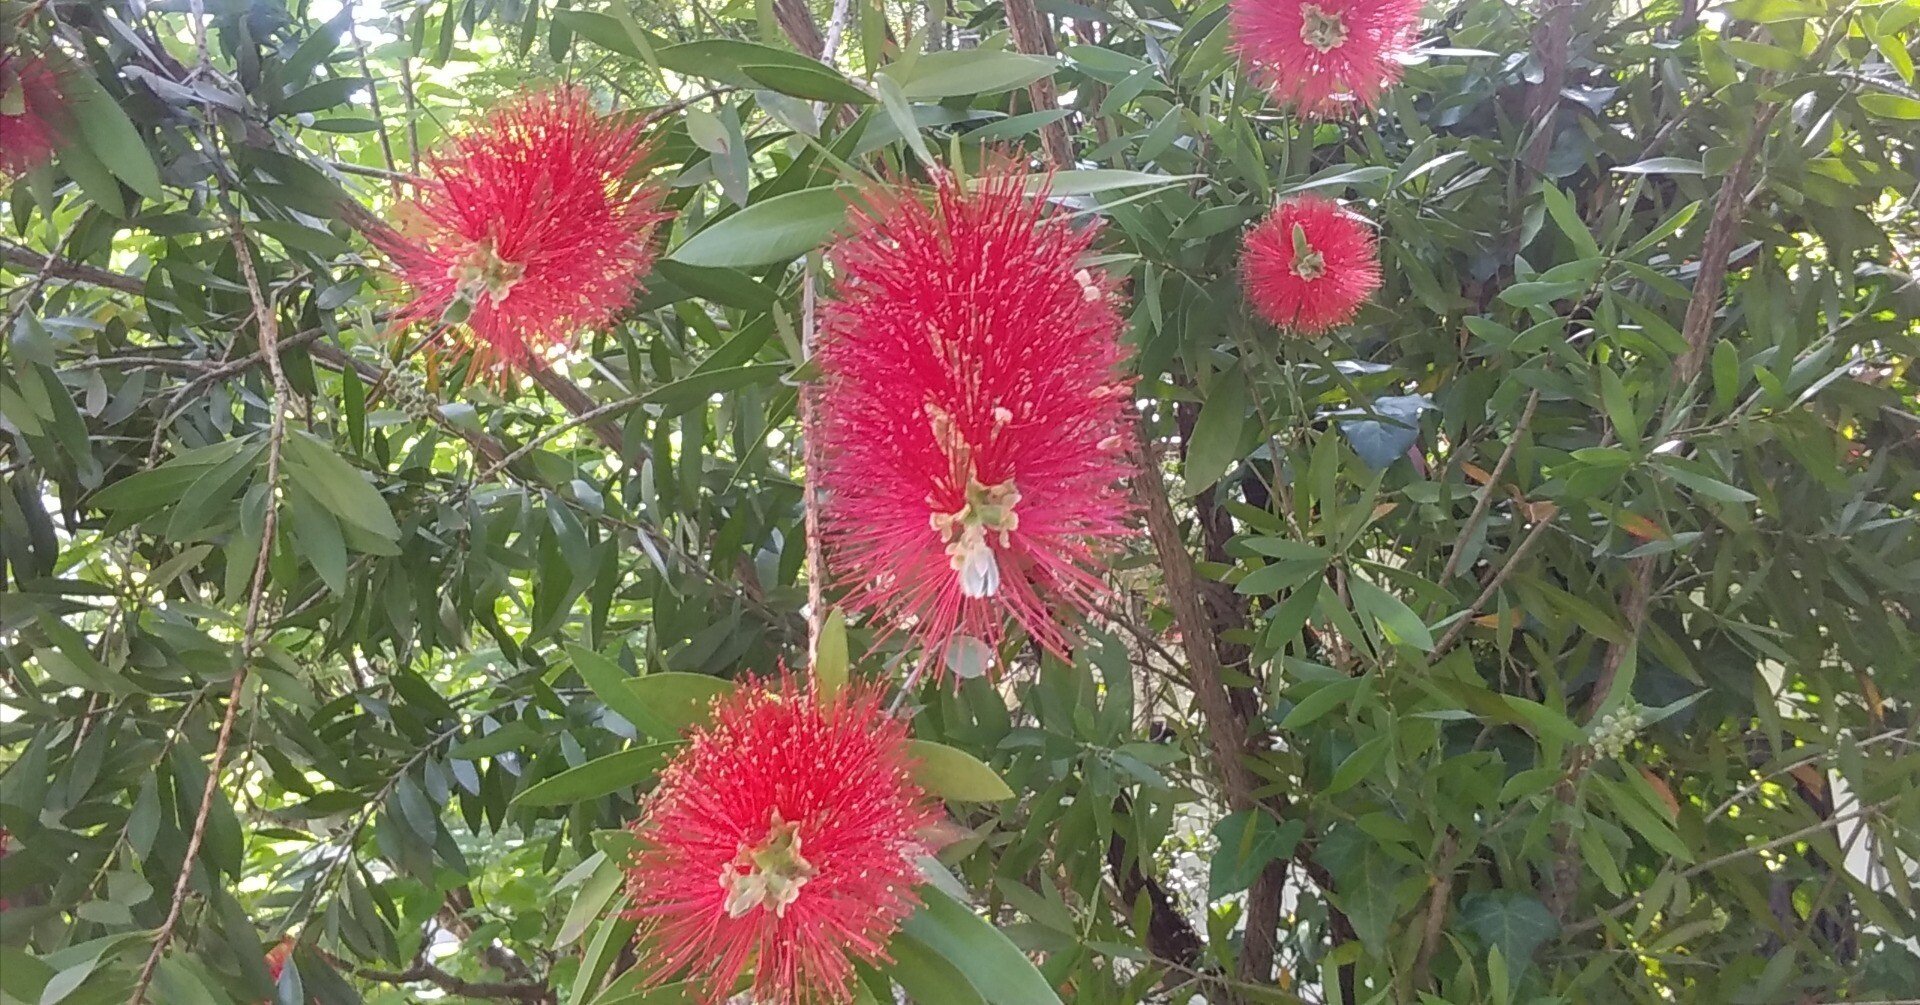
[[623, 676, 934, 1005], [1229, 0, 1422, 117], [0, 50, 64, 176], [264, 939, 292, 984], [817, 165, 1136, 674], [374, 86, 668, 377], [1242, 196, 1381, 335]]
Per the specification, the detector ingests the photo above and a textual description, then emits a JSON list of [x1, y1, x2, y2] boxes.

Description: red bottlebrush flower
[[1229, 0, 1422, 117], [0, 826, 12, 911], [264, 939, 293, 983], [817, 166, 1136, 673], [1242, 196, 1381, 334], [623, 676, 934, 1005], [375, 86, 669, 377], [1, 51, 64, 176]]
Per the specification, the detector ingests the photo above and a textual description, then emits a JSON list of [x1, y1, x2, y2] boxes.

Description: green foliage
[[3, 0, 1919, 1003]]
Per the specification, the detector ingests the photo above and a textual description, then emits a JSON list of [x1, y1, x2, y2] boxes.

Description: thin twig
[[800, 269, 828, 660], [135, 206, 296, 1005], [1430, 509, 1559, 660], [1564, 790, 1912, 937], [1440, 389, 1541, 583]]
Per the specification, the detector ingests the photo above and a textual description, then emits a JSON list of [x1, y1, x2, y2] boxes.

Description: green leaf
[[1348, 575, 1435, 651], [1542, 185, 1600, 260], [1236, 559, 1325, 596], [275, 77, 369, 115], [553, 10, 660, 60], [873, 71, 937, 168], [567, 646, 659, 734], [1326, 735, 1390, 794], [1208, 810, 1304, 898], [1242, 538, 1331, 561], [897, 888, 1065, 1005], [281, 431, 401, 544], [511, 743, 681, 807], [557, 853, 624, 948], [642, 363, 785, 417], [1599, 367, 1639, 451], [654, 39, 858, 94], [1593, 774, 1693, 862], [669, 186, 852, 269], [1023, 169, 1201, 197], [1612, 157, 1704, 175], [893, 49, 1060, 100], [907, 739, 1014, 801], [1858, 94, 1920, 120], [448, 719, 540, 760], [1461, 891, 1558, 969], [1711, 339, 1741, 414], [1280, 677, 1363, 730], [54, 59, 163, 200], [814, 607, 849, 698], [1182, 368, 1248, 495], [621, 672, 735, 738], [1652, 458, 1758, 503], [886, 932, 990, 1005], [738, 62, 874, 104]]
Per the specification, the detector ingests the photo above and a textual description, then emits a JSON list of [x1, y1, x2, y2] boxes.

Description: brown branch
[[1132, 431, 1283, 990], [1587, 101, 1780, 719], [1564, 790, 1913, 938], [134, 214, 295, 1003], [0, 238, 145, 294], [356, 960, 551, 1003], [1441, 390, 1541, 583], [1408, 832, 1461, 994], [1521, 0, 1577, 178], [1004, 0, 1072, 169], [773, 0, 826, 58], [1675, 106, 1779, 383], [526, 368, 628, 456], [1431, 507, 1559, 660]]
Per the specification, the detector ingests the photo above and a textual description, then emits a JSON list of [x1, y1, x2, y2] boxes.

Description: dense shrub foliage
[[1, 0, 1917, 1003]]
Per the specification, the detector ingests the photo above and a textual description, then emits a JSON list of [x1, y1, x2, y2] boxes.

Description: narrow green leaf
[[873, 72, 936, 168], [511, 743, 681, 807], [1653, 459, 1757, 503], [568, 646, 659, 733], [557, 854, 623, 948], [738, 62, 873, 104], [1599, 368, 1639, 451], [622, 672, 735, 738], [907, 739, 1014, 801], [1182, 369, 1248, 496], [1278, 677, 1362, 732], [1612, 157, 1704, 175], [1022, 169, 1201, 197], [1542, 186, 1600, 260], [1348, 576, 1435, 651], [894, 49, 1059, 100], [814, 608, 849, 698], [1593, 774, 1693, 863], [55, 59, 163, 199], [669, 186, 852, 269], [1858, 94, 1920, 120], [897, 888, 1064, 1005], [281, 431, 401, 544]]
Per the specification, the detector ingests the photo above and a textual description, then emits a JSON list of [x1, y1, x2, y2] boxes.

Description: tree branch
[[1, 237, 145, 294], [1004, 0, 1073, 169], [134, 211, 296, 1005], [356, 960, 551, 1003]]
